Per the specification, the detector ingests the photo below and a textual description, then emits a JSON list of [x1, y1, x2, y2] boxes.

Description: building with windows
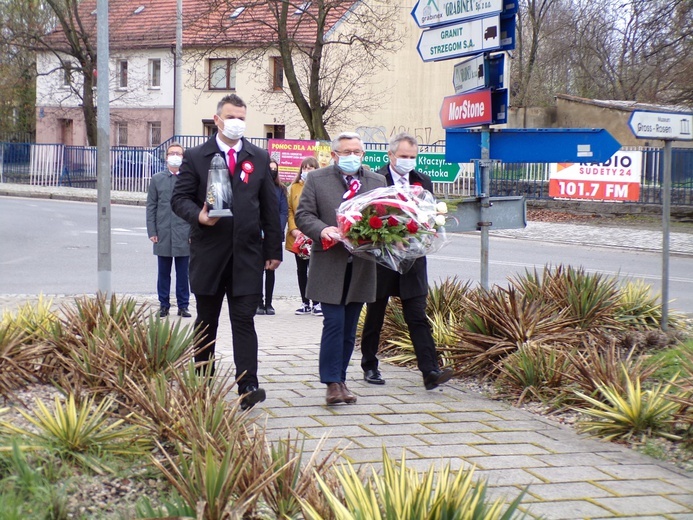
[[35, 0, 457, 147]]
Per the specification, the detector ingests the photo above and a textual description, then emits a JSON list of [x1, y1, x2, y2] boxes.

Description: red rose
[[374, 204, 387, 216], [413, 182, 422, 187], [369, 216, 383, 229], [406, 220, 419, 233], [387, 216, 398, 226], [343, 221, 352, 233]]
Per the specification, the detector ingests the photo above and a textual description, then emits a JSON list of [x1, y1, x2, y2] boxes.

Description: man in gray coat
[[146, 142, 191, 318], [295, 132, 386, 405]]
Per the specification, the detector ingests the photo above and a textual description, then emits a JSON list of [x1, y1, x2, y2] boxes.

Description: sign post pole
[[661, 140, 672, 331], [479, 126, 491, 290]]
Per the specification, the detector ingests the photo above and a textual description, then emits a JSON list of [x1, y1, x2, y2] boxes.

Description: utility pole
[[96, 0, 111, 295]]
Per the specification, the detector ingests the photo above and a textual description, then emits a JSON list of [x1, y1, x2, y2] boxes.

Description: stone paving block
[[414, 431, 489, 445], [349, 434, 430, 449], [425, 421, 497, 433], [298, 425, 370, 438], [595, 478, 691, 496], [526, 482, 614, 501], [527, 466, 615, 483], [316, 414, 386, 427], [432, 411, 503, 422], [664, 476, 693, 493], [535, 452, 617, 467], [360, 422, 434, 436], [530, 438, 620, 454], [593, 495, 691, 516], [371, 412, 441, 424], [464, 454, 550, 470], [408, 443, 486, 458], [669, 494, 693, 508], [474, 468, 544, 487], [598, 463, 688, 480], [483, 419, 554, 431], [341, 446, 421, 465], [476, 443, 552, 456], [380, 402, 451, 413], [520, 500, 613, 519], [434, 397, 509, 413], [263, 405, 333, 418], [478, 430, 557, 444], [258, 415, 324, 430]]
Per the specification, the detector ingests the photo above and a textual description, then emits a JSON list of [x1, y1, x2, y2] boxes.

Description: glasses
[[334, 150, 364, 157], [167, 152, 183, 156]]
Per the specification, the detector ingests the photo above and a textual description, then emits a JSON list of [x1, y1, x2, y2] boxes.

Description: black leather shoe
[[423, 368, 454, 390], [240, 386, 266, 411], [177, 307, 191, 318], [363, 369, 385, 385], [265, 305, 275, 315], [255, 305, 266, 315], [159, 306, 169, 318]]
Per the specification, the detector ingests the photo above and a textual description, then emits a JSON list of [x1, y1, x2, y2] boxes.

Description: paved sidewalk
[[2, 295, 690, 519]]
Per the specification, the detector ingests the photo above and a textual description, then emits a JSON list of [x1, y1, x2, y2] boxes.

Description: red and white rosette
[[240, 161, 254, 183]]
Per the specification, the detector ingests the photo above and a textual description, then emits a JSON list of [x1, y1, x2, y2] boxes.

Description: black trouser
[[263, 269, 275, 307], [295, 254, 310, 305], [194, 286, 261, 393], [361, 294, 438, 375]]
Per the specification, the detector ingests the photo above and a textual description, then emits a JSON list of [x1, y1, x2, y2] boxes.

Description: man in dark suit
[[171, 94, 282, 410], [360, 132, 453, 390]]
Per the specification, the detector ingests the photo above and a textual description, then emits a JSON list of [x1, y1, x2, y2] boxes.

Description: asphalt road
[[1, 197, 692, 316]]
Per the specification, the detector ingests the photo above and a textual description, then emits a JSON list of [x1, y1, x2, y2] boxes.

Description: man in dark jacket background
[[146, 142, 190, 318], [171, 94, 283, 410], [360, 133, 453, 391]]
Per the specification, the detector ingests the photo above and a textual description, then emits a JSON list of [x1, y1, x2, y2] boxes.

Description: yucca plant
[[615, 279, 685, 330], [300, 449, 528, 519], [0, 324, 46, 400], [574, 368, 681, 442], [0, 394, 150, 474], [261, 434, 345, 520], [152, 431, 283, 520], [0, 295, 57, 340], [426, 276, 472, 317], [496, 342, 574, 405], [135, 493, 196, 519], [566, 335, 662, 398]]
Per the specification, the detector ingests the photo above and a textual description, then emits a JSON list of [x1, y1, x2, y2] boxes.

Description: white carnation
[[435, 215, 447, 227], [436, 201, 448, 214]]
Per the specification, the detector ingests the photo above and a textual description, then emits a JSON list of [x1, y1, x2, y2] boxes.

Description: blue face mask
[[338, 154, 362, 175]]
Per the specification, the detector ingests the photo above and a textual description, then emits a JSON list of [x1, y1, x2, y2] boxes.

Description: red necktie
[[227, 149, 236, 176]]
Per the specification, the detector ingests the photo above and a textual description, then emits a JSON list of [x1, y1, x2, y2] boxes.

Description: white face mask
[[393, 157, 417, 175], [167, 155, 183, 168], [220, 118, 245, 140], [300, 170, 309, 181]]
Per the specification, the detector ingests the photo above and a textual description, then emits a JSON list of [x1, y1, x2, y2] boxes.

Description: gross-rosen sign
[[440, 89, 492, 128]]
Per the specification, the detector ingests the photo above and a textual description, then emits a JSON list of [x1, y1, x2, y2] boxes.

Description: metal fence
[[2, 139, 692, 205]]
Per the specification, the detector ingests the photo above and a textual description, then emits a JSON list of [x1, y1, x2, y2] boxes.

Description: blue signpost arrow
[[445, 128, 622, 163]]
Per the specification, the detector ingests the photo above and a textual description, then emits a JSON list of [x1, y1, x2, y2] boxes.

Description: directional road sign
[[441, 89, 507, 128], [445, 128, 622, 163], [453, 53, 504, 93], [417, 15, 515, 62], [628, 110, 693, 140], [412, 0, 512, 29], [362, 150, 462, 182]]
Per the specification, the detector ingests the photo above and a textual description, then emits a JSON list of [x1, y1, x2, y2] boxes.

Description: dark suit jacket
[[171, 135, 282, 296], [374, 164, 432, 300]]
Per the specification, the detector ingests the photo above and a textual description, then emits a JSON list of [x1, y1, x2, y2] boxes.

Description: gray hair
[[389, 132, 418, 153], [216, 94, 246, 115], [331, 132, 363, 152]]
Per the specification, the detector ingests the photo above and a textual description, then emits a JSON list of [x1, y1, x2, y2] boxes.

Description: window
[[271, 57, 283, 91], [230, 6, 245, 18], [148, 122, 162, 146], [148, 59, 161, 88], [62, 63, 72, 87], [116, 122, 128, 145], [117, 59, 128, 89], [295, 1, 311, 14], [208, 58, 236, 90]]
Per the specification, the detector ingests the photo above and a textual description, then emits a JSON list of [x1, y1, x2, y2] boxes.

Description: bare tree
[[187, 0, 402, 140], [1, 0, 101, 144]]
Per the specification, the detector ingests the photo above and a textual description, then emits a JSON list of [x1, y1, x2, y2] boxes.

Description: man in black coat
[[171, 94, 282, 410], [360, 133, 453, 390]]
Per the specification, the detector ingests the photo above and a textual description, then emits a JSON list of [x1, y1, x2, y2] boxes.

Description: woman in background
[[257, 159, 288, 315], [285, 156, 322, 315]]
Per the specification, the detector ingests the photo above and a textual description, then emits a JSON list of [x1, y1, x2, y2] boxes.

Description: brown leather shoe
[[326, 383, 344, 405], [340, 383, 357, 404]]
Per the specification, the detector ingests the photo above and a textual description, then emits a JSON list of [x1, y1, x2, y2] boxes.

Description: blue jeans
[[319, 301, 363, 384], [157, 256, 190, 308]]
